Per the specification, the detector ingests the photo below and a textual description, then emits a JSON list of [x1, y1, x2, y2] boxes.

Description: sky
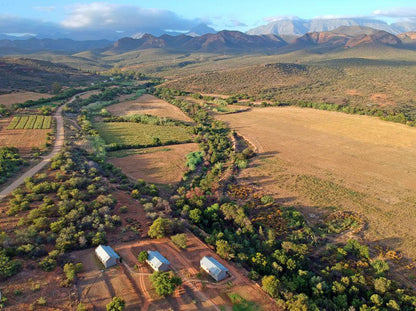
[[1, 0, 416, 39]]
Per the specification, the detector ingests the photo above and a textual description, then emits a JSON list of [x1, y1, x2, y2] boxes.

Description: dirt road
[[0, 101, 67, 201]]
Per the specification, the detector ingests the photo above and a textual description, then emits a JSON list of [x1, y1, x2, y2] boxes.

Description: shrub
[[260, 195, 274, 205], [185, 151, 204, 171], [262, 275, 280, 298], [150, 271, 182, 297], [37, 297, 47, 306], [39, 257, 57, 272], [148, 218, 170, 239], [138, 251, 148, 264], [0, 251, 22, 280], [171, 233, 187, 249], [106, 296, 125, 311]]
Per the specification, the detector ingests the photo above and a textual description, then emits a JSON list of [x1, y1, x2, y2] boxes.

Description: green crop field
[[94, 122, 192, 147], [7, 115, 52, 130]]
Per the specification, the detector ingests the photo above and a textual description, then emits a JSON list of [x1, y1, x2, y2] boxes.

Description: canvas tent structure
[[95, 245, 120, 268], [146, 250, 171, 271], [200, 256, 229, 281]]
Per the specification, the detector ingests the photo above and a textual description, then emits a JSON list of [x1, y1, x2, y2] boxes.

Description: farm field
[[75, 233, 276, 311], [6, 115, 52, 129], [0, 118, 50, 155], [94, 122, 192, 146], [0, 91, 52, 107], [108, 143, 199, 184], [218, 106, 416, 258], [107, 94, 193, 123]]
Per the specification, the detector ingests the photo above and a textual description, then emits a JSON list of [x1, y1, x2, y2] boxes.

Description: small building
[[95, 245, 120, 268], [200, 256, 229, 281], [146, 250, 170, 272]]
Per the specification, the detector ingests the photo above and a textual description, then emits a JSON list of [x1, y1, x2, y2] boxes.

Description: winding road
[[0, 100, 68, 201]]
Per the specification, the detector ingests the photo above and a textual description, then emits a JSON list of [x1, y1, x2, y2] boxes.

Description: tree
[[138, 251, 148, 264], [374, 277, 391, 294], [171, 233, 187, 249], [148, 218, 170, 239], [150, 271, 182, 296], [371, 259, 389, 276], [262, 275, 280, 298], [0, 251, 22, 280], [52, 82, 62, 94], [189, 208, 202, 224], [216, 239, 234, 260], [106, 296, 125, 311]]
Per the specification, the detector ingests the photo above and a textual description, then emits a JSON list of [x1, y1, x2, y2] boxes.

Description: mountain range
[[247, 17, 416, 36], [109, 27, 416, 54], [1, 26, 416, 56]]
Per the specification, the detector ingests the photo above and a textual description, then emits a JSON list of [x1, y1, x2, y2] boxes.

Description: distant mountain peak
[[111, 30, 287, 53], [247, 17, 415, 36], [186, 23, 216, 37], [292, 26, 401, 51]]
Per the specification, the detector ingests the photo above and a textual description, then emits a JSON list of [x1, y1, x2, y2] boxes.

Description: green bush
[[106, 296, 125, 311], [150, 271, 182, 297], [138, 251, 148, 264], [171, 233, 187, 249]]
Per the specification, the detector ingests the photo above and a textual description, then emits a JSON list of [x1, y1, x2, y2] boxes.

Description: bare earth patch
[[108, 143, 199, 184], [76, 234, 276, 310], [0, 118, 50, 156], [107, 94, 193, 123], [218, 106, 416, 258], [0, 91, 52, 107]]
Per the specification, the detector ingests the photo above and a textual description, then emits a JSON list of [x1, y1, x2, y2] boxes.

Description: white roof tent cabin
[[146, 250, 171, 272], [95, 245, 120, 268], [200, 256, 229, 281]]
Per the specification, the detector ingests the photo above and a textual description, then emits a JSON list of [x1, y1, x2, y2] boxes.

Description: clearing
[[76, 233, 276, 311], [0, 91, 52, 107], [94, 122, 192, 147], [108, 143, 199, 185], [218, 106, 416, 258], [107, 94, 193, 123], [0, 117, 50, 156]]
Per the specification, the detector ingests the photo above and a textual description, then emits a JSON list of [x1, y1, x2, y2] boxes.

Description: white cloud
[[373, 7, 416, 18], [263, 16, 301, 23], [61, 2, 198, 33], [229, 20, 247, 27]]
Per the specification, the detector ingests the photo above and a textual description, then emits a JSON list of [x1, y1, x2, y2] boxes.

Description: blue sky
[[1, 0, 416, 39]]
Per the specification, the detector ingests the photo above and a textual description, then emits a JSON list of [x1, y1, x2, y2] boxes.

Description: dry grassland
[[107, 94, 193, 123], [0, 92, 52, 107], [108, 143, 199, 184], [0, 118, 50, 156], [218, 107, 416, 258]]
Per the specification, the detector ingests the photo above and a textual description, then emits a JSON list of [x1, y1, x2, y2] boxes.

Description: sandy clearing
[[218, 106, 416, 257], [108, 143, 199, 184], [107, 94, 193, 123], [0, 91, 52, 107]]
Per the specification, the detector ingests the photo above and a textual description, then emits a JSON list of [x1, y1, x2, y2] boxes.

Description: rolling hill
[[0, 57, 98, 91]]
